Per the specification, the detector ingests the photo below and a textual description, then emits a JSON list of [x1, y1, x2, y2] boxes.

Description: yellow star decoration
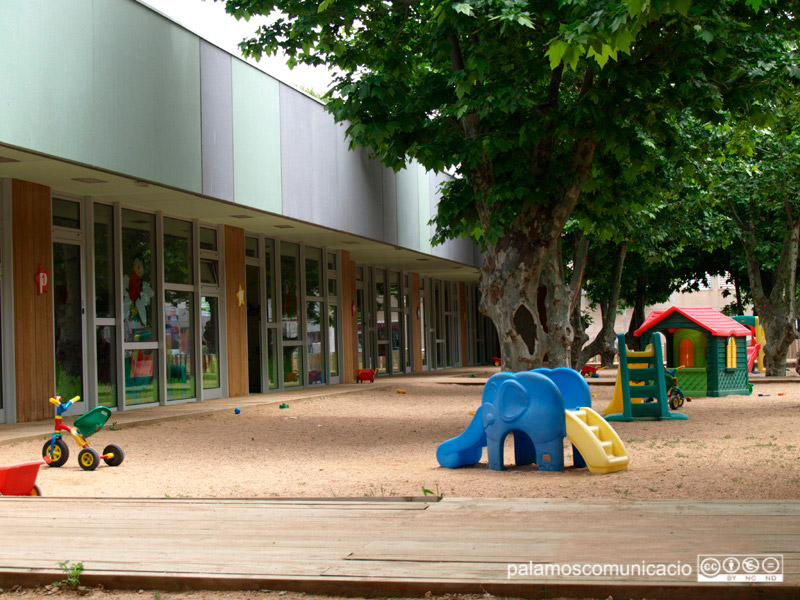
[[237, 284, 245, 307]]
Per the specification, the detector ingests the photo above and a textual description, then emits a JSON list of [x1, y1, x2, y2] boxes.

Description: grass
[[53, 560, 83, 590]]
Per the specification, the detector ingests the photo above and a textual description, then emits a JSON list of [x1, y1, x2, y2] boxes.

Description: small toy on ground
[[279, 403, 289, 409], [580, 365, 607, 378], [492, 357, 501, 367], [0, 459, 49, 496], [437, 367, 628, 474], [356, 368, 375, 383], [42, 396, 124, 471], [234, 407, 241, 414]]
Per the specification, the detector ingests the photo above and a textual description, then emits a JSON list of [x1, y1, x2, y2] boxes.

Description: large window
[[199, 225, 222, 396], [281, 242, 301, 386], [122, 209, 158, 406], [163, 218, 195, 401]]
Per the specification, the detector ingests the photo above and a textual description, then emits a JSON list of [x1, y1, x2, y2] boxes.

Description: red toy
[[580, 365, 607, 378], [0, 459, 49, 496], [356, 368, 375, 383], [492, 357, 501, 367]]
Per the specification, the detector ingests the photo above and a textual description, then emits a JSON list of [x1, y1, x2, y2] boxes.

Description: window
[[726, 337, 737, 369], [53, 198, 80, 229]]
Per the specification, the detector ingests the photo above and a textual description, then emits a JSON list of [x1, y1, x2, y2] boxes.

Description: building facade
[[0, 0, 498, 423]]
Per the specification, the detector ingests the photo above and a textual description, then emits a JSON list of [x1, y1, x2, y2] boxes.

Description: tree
[[225, 0, 799, 370], [705, 104, 800, 375]]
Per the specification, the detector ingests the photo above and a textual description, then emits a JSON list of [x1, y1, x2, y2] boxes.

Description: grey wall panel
[[335, 124, 384, 238], [395, 166, 419, 251], [200, 41, 234, 202], [279, 87, 339, 224], [381, 166, 398, 246], [280, 84, 386, 239]]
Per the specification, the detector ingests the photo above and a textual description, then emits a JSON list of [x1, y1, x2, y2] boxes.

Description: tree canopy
[[224, 0, 799, 369]]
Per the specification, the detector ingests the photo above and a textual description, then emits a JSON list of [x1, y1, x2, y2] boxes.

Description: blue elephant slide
[[436, 368, 629, 474]]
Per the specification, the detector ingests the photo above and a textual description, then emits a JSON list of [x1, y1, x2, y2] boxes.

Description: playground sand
[[4, 369, 799, 600], [2, 368, 799, 501]]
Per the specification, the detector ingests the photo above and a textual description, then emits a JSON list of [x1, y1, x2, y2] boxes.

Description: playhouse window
[[726, 337, 737, 369]]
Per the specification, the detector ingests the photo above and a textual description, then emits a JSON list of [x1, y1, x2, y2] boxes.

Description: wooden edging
[[1, 571, 796, 600]]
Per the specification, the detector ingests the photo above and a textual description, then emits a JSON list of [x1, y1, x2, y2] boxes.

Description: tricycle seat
[[74, 406, 112, 438]]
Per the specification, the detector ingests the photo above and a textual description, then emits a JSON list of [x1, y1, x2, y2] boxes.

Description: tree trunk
[[577, 243, 627, 369], [479, 140, 596, 372], [740, 215, 800, 376], [538, 247, 574, 368], [625, 277, 647, 352], [570, 288, 589, 369]]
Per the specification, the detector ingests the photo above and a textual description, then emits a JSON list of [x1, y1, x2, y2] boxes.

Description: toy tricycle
[[42, 396, 124, 471], [643, 367, 689, 410], [0, 458, 49, 496]]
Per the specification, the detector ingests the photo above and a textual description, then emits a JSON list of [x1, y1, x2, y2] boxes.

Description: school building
[[0, 0, 498, 424]]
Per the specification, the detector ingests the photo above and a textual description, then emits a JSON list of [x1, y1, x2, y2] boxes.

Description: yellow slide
[[565, 408, 629, 474], [603, 364, 646, 416]]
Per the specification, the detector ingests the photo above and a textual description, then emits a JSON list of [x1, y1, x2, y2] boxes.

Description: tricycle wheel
[[669, 388, 685, 410], [42, 438, 69, 467], [29, 485, 41, 496], [102, 443, 125, 467], [78, 447, 100, 471]]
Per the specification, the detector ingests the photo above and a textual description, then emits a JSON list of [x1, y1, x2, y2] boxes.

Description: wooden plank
[[12, 179, 54, 422], [224, 225, 247, 396], [0, 496, 796, 599]]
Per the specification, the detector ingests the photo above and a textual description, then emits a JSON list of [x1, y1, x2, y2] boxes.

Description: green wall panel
[[231, 60, 281, 213], [0, 1, 94, 163], [92, 0, 201, 192]]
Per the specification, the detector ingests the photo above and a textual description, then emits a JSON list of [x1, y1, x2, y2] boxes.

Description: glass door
[[280, 242, 303, 387], [121, 209, 158, 407], [245, 238, 262, 394], [53, 239, 86, 407]]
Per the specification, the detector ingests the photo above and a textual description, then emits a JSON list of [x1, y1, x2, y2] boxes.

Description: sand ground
[[2, 367, 799, 599]]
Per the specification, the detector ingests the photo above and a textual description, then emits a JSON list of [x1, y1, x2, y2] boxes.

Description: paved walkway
[[1, 496, 796, 599], [0, 367, 495, 446]]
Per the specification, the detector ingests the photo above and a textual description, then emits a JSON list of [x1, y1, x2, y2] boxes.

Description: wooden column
[[459, 282, 468, 367], [12, 180, 54, 422], [340, 250, 357, 383], [224, 225, 247, 397], [412, 273, 422, 372]]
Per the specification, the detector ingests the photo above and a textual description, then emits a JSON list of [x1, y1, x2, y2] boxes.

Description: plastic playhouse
[[604, 332, 688, 422], [436, 367, 629, 474], [633, 306, 752, 397]]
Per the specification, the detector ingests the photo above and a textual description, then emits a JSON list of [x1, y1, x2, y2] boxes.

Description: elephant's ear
[[482, 372, 514, 406], [497, 380, 529, 422]]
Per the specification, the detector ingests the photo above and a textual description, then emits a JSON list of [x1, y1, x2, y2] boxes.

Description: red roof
[[634, 306, 751, 338]]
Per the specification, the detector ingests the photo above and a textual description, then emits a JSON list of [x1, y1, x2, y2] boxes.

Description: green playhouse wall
[[707, 335, 750, 397]]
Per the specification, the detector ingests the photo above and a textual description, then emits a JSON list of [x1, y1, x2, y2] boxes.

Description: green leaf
[[546, 40, 570, 70], [627, 0, 645, 17], [453, 2, 474, 16], [318, 0, 335, 13]]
